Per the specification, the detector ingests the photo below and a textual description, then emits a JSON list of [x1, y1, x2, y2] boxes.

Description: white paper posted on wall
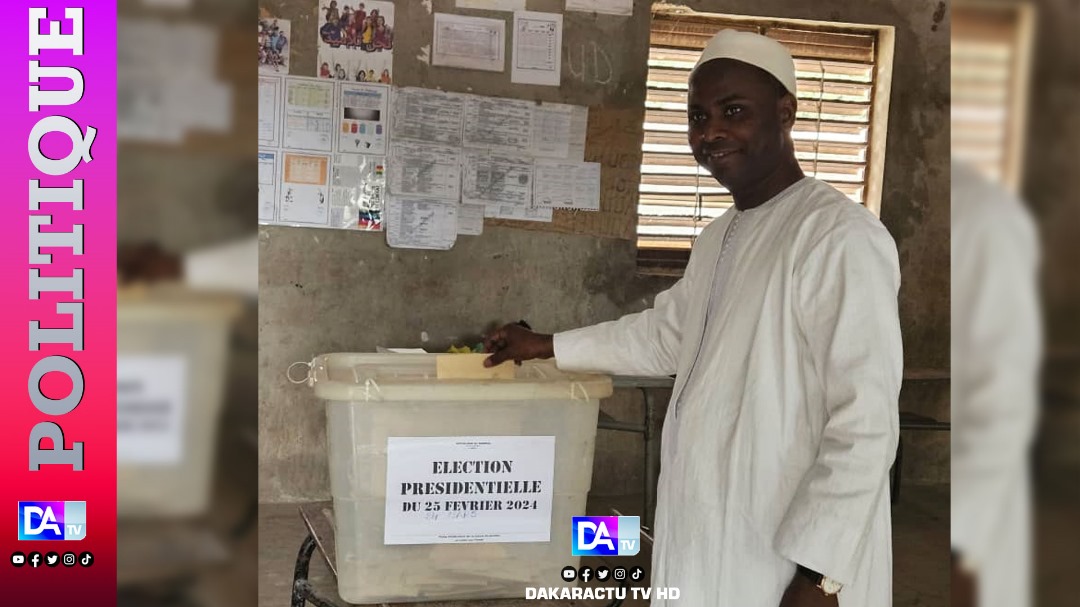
[[485, 204, 553, 222], [565, 0, 634, 16], [280, 152, 331, 225], [458, 204, 485, 235], [259, 150, 279, 222], [118, 356, 187, 465], [284, 77, 335, 152], [385, 198, 459, 251], [534, 161, 602, 211], [337, 83, 390, 156], [511, 11, 562, 86], [462, 153, 533, 208], [259, 75, 283, 147], [529, 103, 573, 159], [118, 17, 230, 143], [331, 154, 386, 230], [456, 0, 525, 10], [433, 13, 505, 72], [463, 96, 533, 153], [392, 87, 467, 146], [384, 436, 556, 544], [389, 143, 463, 201]]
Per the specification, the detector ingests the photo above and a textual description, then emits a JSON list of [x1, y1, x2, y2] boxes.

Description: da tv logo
[[18, 502, 86, 541], [572, 516, 640, 556]]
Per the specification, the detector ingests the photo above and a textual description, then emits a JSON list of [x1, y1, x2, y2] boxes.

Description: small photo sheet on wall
[[259, 17, 291, 74], [318, 0, 395, 84]]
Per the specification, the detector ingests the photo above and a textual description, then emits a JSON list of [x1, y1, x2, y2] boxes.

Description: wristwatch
[[796, 564, 843, 596]]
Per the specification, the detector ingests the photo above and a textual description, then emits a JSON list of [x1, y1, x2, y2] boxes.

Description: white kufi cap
[[691, 29, 797, 96]]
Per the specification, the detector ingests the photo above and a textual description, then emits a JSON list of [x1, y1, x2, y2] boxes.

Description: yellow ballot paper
[[436, 353, 516, 380]]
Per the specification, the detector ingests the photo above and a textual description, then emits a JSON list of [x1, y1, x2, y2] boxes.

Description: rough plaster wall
[[259, 0, 952, 502]]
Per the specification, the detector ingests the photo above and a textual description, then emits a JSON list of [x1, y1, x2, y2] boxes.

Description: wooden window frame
[[637, 6, 896, 276], [951, 0, 1035, 194]]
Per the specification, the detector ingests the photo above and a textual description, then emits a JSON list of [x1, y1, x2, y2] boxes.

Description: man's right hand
[[483, 323, 554, 367]]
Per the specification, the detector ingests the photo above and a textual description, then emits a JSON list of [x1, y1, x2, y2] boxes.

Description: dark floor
[[258, 483, 951, 607]]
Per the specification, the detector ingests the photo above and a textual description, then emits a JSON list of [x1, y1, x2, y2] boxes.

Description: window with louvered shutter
[[951, 2, 1034, 191], [638, 11, 894, 274]]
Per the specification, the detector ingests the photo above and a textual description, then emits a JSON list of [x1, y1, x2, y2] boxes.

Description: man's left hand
[[778, 573, 839, 607]]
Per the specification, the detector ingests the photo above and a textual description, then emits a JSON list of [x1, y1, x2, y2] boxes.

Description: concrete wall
[[258, 0, 952, 502]]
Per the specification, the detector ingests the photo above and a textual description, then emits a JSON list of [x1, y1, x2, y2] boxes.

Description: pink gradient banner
[[0, 3, 116, 604]]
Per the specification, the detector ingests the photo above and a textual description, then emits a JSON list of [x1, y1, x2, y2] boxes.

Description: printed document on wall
[[433, 13, 505, 72], [568, 106, 589, 161], [456, 0, 525, 10], [258, 150, 279, 222], [331, 154, 386, 230], [534, 161, 601, 210], [258, 75, 283, 147], [337, 83, 389, 156], [389, 143, 463, 201], [463, 96, 532, 153], [283, 77, 335, 153], [280, 152, 331, 225], [458, 204, 485, 235], [385, 198, 459, 250], [565, 0, 633, 16], [530, 102, 575, 159], [391, 87, 467, 146], [485, 204, 553, 222], [512, 11, 562, 86], [462, 153, 533, 208]]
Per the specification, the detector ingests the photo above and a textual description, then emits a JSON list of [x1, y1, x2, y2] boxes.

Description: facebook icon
[[572, 516, 640, 556], [18, 501, 86, 541]]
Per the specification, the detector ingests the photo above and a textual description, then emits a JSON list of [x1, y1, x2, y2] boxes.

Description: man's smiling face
[[687, 59, 796, 193]]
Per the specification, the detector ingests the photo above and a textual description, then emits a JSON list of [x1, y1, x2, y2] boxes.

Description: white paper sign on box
[[117, 356, 187, 465], [384, 436, 556, 544]]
